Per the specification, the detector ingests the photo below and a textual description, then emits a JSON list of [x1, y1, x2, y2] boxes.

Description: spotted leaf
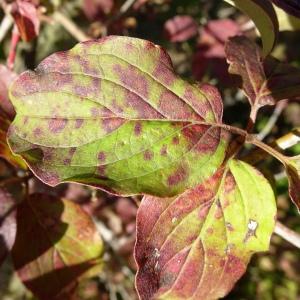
[[8, 36, 230, 197], [135, 159, 276, 300], [12, 194, 104, 299]]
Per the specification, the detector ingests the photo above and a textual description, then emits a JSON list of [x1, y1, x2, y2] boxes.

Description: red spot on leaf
[[48, 119, 67, 133], [134, 122, 142, 136], [75, 119, 84, 129], [33, 128, 42, 137], [114, 65, 149, 99], [167, 165, 188, 186], [63, 158, 71, 165], [98, 151, 106, 161], [172, 136, 179, 145], [144, 150, 153, 161], [101, 118, 125, 133]]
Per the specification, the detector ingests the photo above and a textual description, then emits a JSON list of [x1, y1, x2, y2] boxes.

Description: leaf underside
[[135, 160, 276, 300], [8, 36, 230, 197]]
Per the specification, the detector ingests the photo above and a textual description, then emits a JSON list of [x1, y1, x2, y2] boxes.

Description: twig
[[243, 129, 300, 165], [257, 100, 288, 141], [6, 25, 20, 70], [52, 11, 91, 42], [274, 221, 300, 249], [0, 14, 13, 44], [119, 0, 136, 14]]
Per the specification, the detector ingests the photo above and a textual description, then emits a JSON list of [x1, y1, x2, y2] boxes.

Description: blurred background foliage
[[0, 0, 300, 299]]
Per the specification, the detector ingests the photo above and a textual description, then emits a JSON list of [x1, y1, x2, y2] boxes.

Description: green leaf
[[135, 160, 276, 300], [8, 36, 230, 197], [225, 36, 300, 118], [12, 194, 104, 299], [224, 0, 279, 56]]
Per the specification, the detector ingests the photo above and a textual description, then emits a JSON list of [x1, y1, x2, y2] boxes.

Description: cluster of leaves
[[0, 0, 300, 299]]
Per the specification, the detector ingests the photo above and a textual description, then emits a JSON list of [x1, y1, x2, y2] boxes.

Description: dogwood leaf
[[8, 36, 230, 197], [225, 36, 300, 117], [12, 194, 104, 299], [135, 159, 276, 300], [224, 0, 278, 56]]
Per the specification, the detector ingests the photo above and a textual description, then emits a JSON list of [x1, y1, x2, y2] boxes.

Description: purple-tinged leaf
[[135, 160, 276, 300], [0, 187, 17, 267], [193, 19, 240, 85], [8, 36, 231, 197], [83, 0, 114, 21], [164, 15, 198, 42], [225, 36, 300, 118], [12, 194, 103, 300]]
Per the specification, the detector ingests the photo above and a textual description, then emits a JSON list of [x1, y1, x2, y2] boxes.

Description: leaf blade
[[8, 36, 229, 196], [135, 160, 276, 300], [12, 194, 104, 299]]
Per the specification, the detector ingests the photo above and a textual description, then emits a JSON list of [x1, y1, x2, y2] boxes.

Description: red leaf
[[192, 19, 240, 84], [83, 0, 114, 20], [11, 0, 40, 42], [164, 15, 198, 42], [225, 36, 300, 115], [135, 160, 276, 299]]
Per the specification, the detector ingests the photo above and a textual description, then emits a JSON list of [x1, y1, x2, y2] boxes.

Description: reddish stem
[[7, 25, 20, 70]]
